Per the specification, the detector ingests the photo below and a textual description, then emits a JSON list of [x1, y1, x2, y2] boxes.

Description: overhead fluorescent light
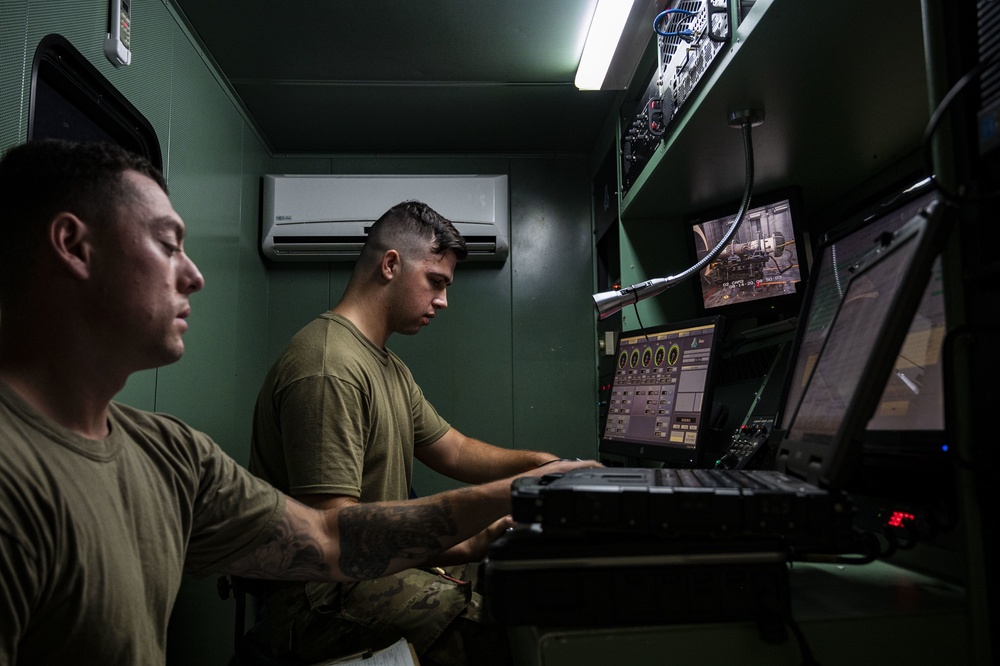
[[575, 0, 637, 90]]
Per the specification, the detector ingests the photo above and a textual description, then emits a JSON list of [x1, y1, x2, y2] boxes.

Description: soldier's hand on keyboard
[[523, 458, 603, 478]]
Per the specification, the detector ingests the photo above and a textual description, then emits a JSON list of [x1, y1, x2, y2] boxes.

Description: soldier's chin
[[159, 342, 186, 366]]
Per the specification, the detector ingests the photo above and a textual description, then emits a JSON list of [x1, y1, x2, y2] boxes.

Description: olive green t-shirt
[[0, 382, 284, 666], [250, 312, 451, 502]]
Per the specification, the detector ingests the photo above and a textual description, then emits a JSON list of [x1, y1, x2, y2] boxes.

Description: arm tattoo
[[338, 498, 458, 580], [225, 508, 331, 580]]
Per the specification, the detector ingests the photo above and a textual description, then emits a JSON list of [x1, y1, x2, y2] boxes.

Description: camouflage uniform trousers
[[258, 562, 512, 666]]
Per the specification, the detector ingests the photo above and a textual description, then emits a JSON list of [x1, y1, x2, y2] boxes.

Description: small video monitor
[[687, 189, 808, 323], [599, 316, 724, 468]]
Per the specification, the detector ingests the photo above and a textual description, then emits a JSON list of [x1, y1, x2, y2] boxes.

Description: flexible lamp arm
[[593, 111, 760, 320]]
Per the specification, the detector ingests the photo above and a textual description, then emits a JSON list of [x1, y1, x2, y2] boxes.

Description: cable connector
[[728, 108, 765, 128]]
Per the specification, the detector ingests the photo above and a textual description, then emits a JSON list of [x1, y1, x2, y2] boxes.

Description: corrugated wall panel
[[0, 0, 29, 150], [108, 1, 176, 170]]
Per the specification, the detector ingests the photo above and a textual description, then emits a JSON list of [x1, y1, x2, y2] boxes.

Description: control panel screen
[[600, 317, 722, 467]]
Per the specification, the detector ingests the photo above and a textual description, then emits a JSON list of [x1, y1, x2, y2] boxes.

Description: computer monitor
[[777, 179, 956, 545], [778, 178, 946, 457], [599, 316, 724, 468], [687, 189, 808, 323]]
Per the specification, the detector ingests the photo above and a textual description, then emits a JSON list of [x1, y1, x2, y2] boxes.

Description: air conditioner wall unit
[[261, 174, 509, 263]]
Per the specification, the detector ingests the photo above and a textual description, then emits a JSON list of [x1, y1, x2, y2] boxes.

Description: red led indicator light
[[887, 511, 916, 528]]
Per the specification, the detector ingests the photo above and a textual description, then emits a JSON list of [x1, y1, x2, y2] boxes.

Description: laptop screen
[[788, 229, 923, 444], [599, 317, 723, 468], [779, 184, 944, 443], [779, 201, 943, 487]]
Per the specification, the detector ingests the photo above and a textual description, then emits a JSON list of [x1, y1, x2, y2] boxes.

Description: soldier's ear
[[49, 212, 93, 280], [381, 249, 400, 282]]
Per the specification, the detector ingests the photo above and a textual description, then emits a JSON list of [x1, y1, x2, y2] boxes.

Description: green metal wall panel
[[510, 158, 600, 461], [265, 263, 338, 358], [114, 369, 158, 412], [618, 216, 699, 331], [230, 140, 279, 462], [0, 0, 28, 151], [106, 1, 175, 168], [153, 28, 245, 444]]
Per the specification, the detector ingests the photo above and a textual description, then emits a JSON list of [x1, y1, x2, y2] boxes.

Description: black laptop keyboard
[[658, 468, 801, 491]]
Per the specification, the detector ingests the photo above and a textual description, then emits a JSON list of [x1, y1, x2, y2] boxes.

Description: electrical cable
[[786, 615, 822, 666], [631, 302, 649, 341], [656, 28, 695, 39], [593, 115, 758, 318], [654, 8, 696, 27], [654, 8, 697, 38], [922, 57, 1000, 204], [654, 117, 757, 278]]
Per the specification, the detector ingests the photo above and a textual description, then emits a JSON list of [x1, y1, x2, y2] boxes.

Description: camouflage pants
[[259, 563, 511, 666]]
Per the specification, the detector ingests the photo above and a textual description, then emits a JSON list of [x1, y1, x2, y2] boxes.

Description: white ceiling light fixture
[[575, 0, 638, 90]]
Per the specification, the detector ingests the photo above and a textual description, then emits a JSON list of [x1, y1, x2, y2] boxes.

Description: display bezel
[[776, 177, 946, 459], [599, 315, 724, 468], [686, 187, 809, 325]]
